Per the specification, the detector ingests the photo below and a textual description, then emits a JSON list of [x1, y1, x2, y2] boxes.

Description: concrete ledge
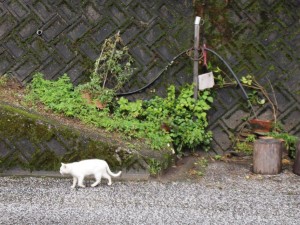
[[0, 169, 150, 181]]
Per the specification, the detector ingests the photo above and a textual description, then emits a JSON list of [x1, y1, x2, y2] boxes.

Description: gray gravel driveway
[[0, 162, 300, 225]]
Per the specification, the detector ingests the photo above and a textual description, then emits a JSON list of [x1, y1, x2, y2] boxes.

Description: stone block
[[65, 62, 85, 84], [14, 139, 36, 161], [14, 58, 38, 81], [211, 123, 232, 152], [0, 17, 16, 39], [110, 4, 126, 25], [79, 40, 99, 61], [19, 18, 41, 39], [6, 0, 29, 19], [281, 105, 300, 132], [55, 42, 75, 63], [56, 2, 77, 21], [84, 3, 102, 22], [46, 138, 68, 156], [5, 39, 25, 58], [155, 40, 175, 62], [121, 23, 140, 45], [67, 20, 89, 41], [43, 16, 67, 41], [0, 52, 13, 75], [30, 39, 50, 61], [40, 57, 63, 79], [224, 108, 248, 131], [32, 1, 55, 22], [159, 5, 175, 23], [0, 4, 6, 16], [93, 22, 116, 44], [120, 0, 132, 6], [145, 23, 164, 45], [133, 3, 151, 22], [0, 139, 11, 158], [131, 44, 153, 65]]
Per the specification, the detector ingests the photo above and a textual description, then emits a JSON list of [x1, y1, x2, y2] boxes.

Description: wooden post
[[292, 140, 300, 175], [193, 16, 201, 100], [253, 139, 283, 175]]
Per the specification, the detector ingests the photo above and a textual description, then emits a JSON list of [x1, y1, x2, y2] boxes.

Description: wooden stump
[[292, 141, 300, 175], [253, 139, 283, 175]]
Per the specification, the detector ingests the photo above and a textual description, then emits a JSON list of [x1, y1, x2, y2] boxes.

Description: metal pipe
[[193, 16, 201, 100]]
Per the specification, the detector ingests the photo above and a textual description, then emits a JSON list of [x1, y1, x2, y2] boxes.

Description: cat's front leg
[[77, 176, 86, 188], [71, 177, 78, 188]]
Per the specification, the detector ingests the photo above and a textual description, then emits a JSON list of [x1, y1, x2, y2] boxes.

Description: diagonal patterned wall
[[204, 0, 300, 153], [0, 0, 193, 94], [0, 0, 299, 154]]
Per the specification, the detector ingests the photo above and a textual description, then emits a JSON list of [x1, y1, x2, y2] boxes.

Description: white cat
[[60, 159, 122, 188]]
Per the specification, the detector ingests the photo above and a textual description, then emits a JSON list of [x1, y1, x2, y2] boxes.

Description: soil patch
[[155, 152, 295, 182]]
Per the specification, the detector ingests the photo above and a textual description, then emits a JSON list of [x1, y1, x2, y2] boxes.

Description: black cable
[[203, 46, 257, 117], [116, 48, 193, 96]]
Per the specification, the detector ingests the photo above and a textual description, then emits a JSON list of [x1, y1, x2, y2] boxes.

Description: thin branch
[[102, 31, 120, 88]]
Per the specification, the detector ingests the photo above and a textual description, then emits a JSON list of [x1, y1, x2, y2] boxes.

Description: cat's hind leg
[[77, 176, 86, 188], [91, 173, 102, 187], [103, 172, 112, 186]]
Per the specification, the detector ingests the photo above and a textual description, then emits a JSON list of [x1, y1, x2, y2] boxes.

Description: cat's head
[[60, 163, 70, 175]]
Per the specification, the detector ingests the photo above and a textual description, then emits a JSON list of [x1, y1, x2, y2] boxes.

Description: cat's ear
[[61, 163, 65, 166]]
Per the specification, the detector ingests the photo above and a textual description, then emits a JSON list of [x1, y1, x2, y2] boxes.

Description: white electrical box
[[198, 72, 215, 91]]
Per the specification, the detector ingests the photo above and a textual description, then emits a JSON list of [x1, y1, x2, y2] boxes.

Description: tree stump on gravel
[[253, 138, 283, 175]]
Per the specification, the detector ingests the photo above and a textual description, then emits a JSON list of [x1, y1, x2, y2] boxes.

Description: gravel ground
[[0, 162, 300, 225]]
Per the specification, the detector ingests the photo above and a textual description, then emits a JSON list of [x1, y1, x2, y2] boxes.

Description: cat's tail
[[106, 165, 122, 177]]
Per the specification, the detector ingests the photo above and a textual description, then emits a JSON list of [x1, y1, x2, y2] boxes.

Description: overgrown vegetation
[[24, 33, 213, 154], [25, 74, 213, 154], [211, 63, 298, 158], [211, 63, 278, 121]]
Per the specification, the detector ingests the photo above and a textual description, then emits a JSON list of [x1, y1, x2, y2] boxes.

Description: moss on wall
[[0, 102, 174, 174]]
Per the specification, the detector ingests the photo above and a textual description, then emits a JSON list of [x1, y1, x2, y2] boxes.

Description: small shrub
[[0, 74, 9, 87], [117, 84, 213, 154]]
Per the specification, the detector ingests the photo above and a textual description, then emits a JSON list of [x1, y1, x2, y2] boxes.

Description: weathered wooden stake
[[193, 16, 201, 100], [253, 139, 283, 175], [292, 140, 300, 175]]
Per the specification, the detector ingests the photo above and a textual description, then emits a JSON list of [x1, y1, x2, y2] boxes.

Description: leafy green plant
[[148, 158, 162, 176], [25, 73, 171, 150], [0, 74, 9, 87], [209, 63, 278, 123], [214, 155, 222, 160], [268, 132, 298, 158], [245, 134, 256, 143], [26, 73, 85, 117], [117, 84, 213, 154], [235, 141, 253, 155], [240, 75, 278, 122], [234, 133, 256, 155]]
